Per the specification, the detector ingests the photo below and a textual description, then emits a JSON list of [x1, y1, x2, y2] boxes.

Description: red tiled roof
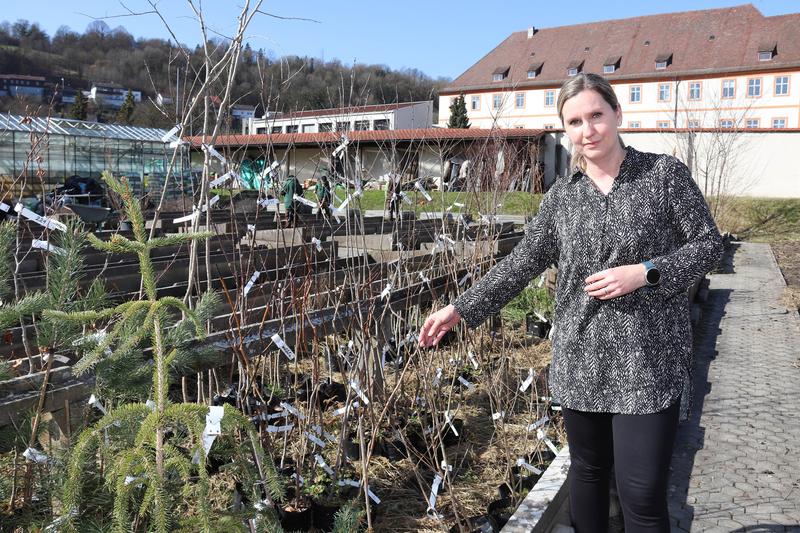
[[443, 4, 800, 93], [188, 127, 544, 148], [264, 101, 428, 121]]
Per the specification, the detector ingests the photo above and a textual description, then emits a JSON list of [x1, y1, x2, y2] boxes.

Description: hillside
[[0, 19, 448, 127]]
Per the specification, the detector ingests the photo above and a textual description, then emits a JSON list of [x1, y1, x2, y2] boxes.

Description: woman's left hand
[[584, 264, 647, 300]]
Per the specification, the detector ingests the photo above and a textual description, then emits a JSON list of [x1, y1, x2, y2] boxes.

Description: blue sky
[[3, 1, 798, 79]]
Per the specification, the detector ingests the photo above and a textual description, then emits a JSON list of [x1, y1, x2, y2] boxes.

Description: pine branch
[[147, 232, 214, 249]]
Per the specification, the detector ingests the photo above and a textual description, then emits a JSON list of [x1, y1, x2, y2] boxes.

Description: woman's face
[[561, 89, 622, 162]]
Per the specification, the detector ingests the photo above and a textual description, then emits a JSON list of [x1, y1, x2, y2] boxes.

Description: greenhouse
[[0, 113, 193, 197]]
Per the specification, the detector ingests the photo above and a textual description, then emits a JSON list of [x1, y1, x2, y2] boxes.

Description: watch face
[[646, 267, 661, 285]]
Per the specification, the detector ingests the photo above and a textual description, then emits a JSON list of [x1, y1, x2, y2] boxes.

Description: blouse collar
[[569, 145, 639, 182]]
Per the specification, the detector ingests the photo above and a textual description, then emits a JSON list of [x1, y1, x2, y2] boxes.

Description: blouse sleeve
[[453, 185, 560, 328], [649, 157, 724, 299]]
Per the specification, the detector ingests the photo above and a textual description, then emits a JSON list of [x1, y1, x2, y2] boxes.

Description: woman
[[419, 73, 723, 532]]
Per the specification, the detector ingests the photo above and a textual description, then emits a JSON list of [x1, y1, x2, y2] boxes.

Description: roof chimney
[[527, 27, 537, 38]]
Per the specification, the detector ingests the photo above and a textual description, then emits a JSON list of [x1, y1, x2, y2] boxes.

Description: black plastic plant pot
[[487, 497, 514, 529], [525, 315, 550, 338], [448, 514, 500, 533], [311, 500, 341, 532], [278, 504, 312, 531]]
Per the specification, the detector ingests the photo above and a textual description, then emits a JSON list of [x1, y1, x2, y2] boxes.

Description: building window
[[492, 73, 504, 82], [603, 64, 615, 74], [658, 83, 671, 102], [687, 119, 701, 129], [655, 61, 667, 70], [719, 119, 734, 128], [271, 126, 283, 134], [758, 51, 773, 61], [515, 92, 525, 108], [544, 124, 555, 129], [493, 94, 502, 109], [256, 127, 267, 134], [567, 67, 579, 76], [491, 67, 509, 82], [471, 95, 480, 110], [772, 118, 787, 128], [302, 124, 315, 133], [654, 53, 672, 70], [354, 120, 370, 131], [722, 79, 735, 99], [336, 121, 350, 132], [775, 76, 789, 96], [747, 78, 761, 97], [629, 85, 641, 103], [373, 119, 389, 130], [745, 118, 760, 128], [319, 122, 333, 132], [628, 121, 640, 128], [656, 120, 670, 129], [544, 90, 555, 107], [527, 70, 537, 79], [286, 125, 299, 133], [688, 82, 701, 100]]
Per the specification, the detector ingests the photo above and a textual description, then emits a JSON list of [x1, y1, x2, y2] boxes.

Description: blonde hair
[[556, 73, 626, 172]]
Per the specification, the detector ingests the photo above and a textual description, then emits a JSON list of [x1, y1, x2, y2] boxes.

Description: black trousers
[[562, 396, 680, 533]]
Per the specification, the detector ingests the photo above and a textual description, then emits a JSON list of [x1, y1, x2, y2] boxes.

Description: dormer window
[[603, 56, 621, 74], [567, 60, 584, 76], [492, 66, 510, 82], [527, 62, 543, 79], [758, 42, 776, 61], [655, 53, 673, 70]]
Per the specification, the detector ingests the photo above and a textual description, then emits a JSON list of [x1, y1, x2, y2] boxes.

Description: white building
[[89, 83, 143, 109], [250, 101, 433, 135], [439, 4, 800, 131]]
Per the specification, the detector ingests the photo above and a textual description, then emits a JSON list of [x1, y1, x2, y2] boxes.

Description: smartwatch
[[641, 260, 661, 286]]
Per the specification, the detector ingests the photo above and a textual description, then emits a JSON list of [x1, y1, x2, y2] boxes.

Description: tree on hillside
[[70, 90, 87, 121], [447, 94, 470, 129], [116, 89, 135, 124]]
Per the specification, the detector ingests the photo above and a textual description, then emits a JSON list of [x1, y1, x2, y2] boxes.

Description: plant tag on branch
[[333, 401, 359, 416], [202, 144, 226, 164], [14, 204, 66, 231], [201, 405, 225, 455], [338, 479, 360, 488], [537, 428, 560, 454], [258, 198, 279, 209], [267, 424, 294, 433], [349, 380, 370, 405], [432, 367, 443, 387], [23, 447, 49, 464], [534, 310, 548, 323], [426, 473, 443, 518], [458, 272, 471, 287], [516, 457, 543, 475], [414, 181, 432, 202], [88, 394, 108, 416], [365, 484, 381, 504], [32, 239, 66, 256], [160, 124, 182, 143], [209, 171, 237, 188], [311, 237, 323, 252], [42, 353, 69, 364], [527, 415, 550, 432], [0, 202, 12, 212], [271, 334, 296, 360], [243, 271, 260, 296], [519, 368, 536, 392], [279, 401, 305, 420], [444, 411, 459, 436], [468, 351, 479, 369], [458, 376, 475, 391], [399, 191, 412, 206], [304, 431, 326, 448], [492, 411, 505, 421], [293, 194, 318, 208], [314, 454, 335, 475]]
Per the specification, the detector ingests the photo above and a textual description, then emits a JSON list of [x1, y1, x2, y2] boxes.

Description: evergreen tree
[[70, 90, 87, 121], [447, 94, 470, 129], [116, 89, 135, 124]]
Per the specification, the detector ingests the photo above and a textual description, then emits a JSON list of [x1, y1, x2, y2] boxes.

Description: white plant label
[[432, 367, 443, 387], [528, 415, 550, 432], [14, 204, 66, 231], [418, 272, 430, 284], [42, 353, 69, 364], [201, 405, 225, 455], [399, 191, 412, 206], [519, 368, 536, 392], [209, 171, 235, 188], [304, 431, 326, 448], [444, 411, 459, 436], [0, 202, 10, 212], [516, 457, 543, 475], [243, 271, 260, 296], [258, 198, 279, 208], [534, 310, 548, 323], [160, 124, 181, 143], [202, 144, 226, 164], [426, 474, 443, 516], [262, 160, 280, 178], [338, 479, 360, 488], [365, 484, 381, 504], [458, 272, 471, 287], [468, 351, 479, 369], [314, 454, 335, 475], [349, 380, 370, 405], [293, 194, 318, 208], [266, 424, 294, 433], [32, 239, 66, 256], [310, 424, 336, 442], [311, 237, 323, 252], [23, 447, 49, 464], [279, 401, 305, 420], [333, 401, 359, 416], [537, 428, 560, 455], [87, 394, 108, 416], [414, 181, 432, 202], [291, 472, 304, 486], [271, 334, 296, 360], [492, 411, 505, 421], [457, 376, 475, 391], [247, 224, 256, 234], [536, 275, 545, 288]]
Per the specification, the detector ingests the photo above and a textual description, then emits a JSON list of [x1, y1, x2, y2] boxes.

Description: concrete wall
[[394, 101, 434, 129], [616, 130, 799, 198]]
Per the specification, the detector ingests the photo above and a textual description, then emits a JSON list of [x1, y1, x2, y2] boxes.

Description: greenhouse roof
[[0, 113, 171, 142]]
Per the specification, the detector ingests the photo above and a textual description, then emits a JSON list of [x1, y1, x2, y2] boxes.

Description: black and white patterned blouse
[[453, 146, 724, 416]]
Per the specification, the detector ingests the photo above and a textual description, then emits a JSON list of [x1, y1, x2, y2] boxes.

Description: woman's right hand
[[419, 304, 462, 347]]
